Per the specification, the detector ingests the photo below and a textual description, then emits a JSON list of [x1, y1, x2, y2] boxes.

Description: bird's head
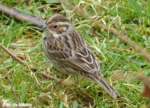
[[42, 14, 73, 38]]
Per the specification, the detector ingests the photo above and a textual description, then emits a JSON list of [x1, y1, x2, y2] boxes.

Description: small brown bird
[[42, 13, 120, 98]]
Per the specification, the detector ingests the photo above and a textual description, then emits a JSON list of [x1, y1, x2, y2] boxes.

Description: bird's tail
[[93, 75, 120, 99]]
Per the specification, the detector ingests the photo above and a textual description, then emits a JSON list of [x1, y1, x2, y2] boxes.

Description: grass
[[0, 0, 150, 107]]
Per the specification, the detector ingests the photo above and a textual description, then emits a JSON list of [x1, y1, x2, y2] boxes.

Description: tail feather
[[94, 75, 120, 99]]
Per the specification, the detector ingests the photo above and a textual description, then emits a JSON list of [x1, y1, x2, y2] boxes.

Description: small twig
[[0, 49, 20, 108], [0, 3, 45, 28], [41, 72, 55, 80], [1, 45, 55, 81], [1, 45, 26, 65], [1, 45, 37, 72], [60, 0, 150, 62]]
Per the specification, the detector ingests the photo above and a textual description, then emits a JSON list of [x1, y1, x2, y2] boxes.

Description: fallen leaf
[[111, 72, 124, 80], [136, 72, 150, 98]]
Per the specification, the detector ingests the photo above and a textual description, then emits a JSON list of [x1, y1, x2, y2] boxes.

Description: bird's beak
[[41, 24, 47, 31]]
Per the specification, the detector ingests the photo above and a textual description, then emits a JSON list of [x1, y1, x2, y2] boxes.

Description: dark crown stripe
[[46, 14, 69, 25]]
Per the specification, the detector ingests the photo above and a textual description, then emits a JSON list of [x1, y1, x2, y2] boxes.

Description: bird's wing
[[71, 47, 100, 74], [47, 47, 100, 74], [43, 32, 100, 74]]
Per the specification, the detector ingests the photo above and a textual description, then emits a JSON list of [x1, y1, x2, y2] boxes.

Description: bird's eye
[[53, 25, 58, 28]]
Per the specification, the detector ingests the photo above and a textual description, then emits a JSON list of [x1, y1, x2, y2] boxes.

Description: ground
[[0, 0, 150, 108]]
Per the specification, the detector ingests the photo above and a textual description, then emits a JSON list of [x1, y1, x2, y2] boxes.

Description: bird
[[42, 13, 120, 99]]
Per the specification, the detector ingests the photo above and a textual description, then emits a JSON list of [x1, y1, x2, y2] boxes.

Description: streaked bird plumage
[[42, 13, 120, 98]]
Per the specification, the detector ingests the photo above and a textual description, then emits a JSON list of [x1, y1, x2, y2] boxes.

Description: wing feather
[[47, 47, 100, 74], [43, 33, 100, 74]]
